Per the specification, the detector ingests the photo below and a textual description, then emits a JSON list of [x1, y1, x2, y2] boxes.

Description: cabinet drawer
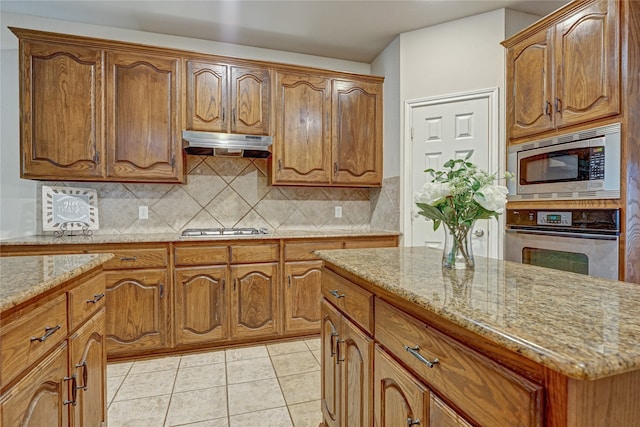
[[1, 294, 68, 387], [322, 269, 373, 334], [68, 273, 106, 331], [92, 248, 168, 270], [375, 299, 542, 427], [174, 245, 228, 266], [284, 241, 342, 261], [343, 236, 397, 249], [230, 243, 278, 263]]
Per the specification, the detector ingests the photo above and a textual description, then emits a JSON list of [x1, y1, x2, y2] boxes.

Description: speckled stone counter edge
[[0, 253, 114, 312]]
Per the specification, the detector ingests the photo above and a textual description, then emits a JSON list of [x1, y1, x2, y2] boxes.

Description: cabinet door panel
[[555, 0, 619, 127], [186, 61, 228, 132], [273, 72, 332, 184], [104, 270, 168, 356], [374, 346, 429, 427], [507, 28, 554, 140], [230, 263, 278, 339], [21, 41, 103, 179], [430, 394, 473, 427], [284, 261, 322, 334], [1, 343, 70, 427], [106, 51, 182, 182], [70, 310, 106, 427], [332, 79, 382, 186], [341, 318, 373, 427], [321, 301, 341, 427], [175, 266, 228, 345], [231, 66, 270, 135]]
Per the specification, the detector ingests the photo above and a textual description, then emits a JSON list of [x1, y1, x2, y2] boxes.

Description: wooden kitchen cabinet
[[283, 260, 323, 334], [104, 269, 169, 357], [271, 73, 383, 187], [272, 72, 332, 184], [69, 309, 107, 427], [504, 0, 620, 141], [0, 261, 107, 427], [374, 346, 472, 427], [331, 78, 383, 186], [185, 60, 270, 135], [230, 262, 279, 339], [105, 50, 182, 182], [16, 38, 103, 180], [174, 266, 229, 345], [1, 343, 70, 427], [320, 299, 373, 427]]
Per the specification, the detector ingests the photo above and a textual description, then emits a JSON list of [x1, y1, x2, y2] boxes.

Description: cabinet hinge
[[159, 283, 165, 298], [94, 151, 100, 163], [170, 154, 176, 168]]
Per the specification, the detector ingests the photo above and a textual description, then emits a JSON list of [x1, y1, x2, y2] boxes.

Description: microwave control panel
[[537, 211, 572, 226]]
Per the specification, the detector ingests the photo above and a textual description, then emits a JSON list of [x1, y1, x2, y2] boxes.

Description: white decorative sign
[[42, 186, 99, 232]]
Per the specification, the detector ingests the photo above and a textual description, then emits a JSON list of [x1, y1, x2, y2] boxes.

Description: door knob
[[473, 229, 485, 237]]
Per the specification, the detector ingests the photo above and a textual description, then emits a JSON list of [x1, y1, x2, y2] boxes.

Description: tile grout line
[[161, 356, 182, 427]]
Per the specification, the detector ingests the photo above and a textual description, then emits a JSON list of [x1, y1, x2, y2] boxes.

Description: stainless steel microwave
[[507, 123, 621, 200]]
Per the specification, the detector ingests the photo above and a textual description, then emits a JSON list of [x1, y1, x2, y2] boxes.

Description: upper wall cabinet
[[272, 72, 332, 184], [185, 61, 271, 135], [271, 73, 383, 187], [12, 28, 184, 183], [332, 79, 383, 186], [18, 39, 104, 180], [105, 51, 183, 182], [504, 0, 620, 142]]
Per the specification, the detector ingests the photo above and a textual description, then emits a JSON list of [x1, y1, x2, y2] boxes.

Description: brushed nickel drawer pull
[[404, 345, 439, 368], [329, 289, 345, 299], [86, 293, 105, 304], [31, 325, 61, 342], [407, 417, 421, 426], [120, 256, 137, 261]]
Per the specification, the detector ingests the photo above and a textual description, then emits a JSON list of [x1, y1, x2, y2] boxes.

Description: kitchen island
[[1, 253, 113, 427], [317, 246, 640, 427]]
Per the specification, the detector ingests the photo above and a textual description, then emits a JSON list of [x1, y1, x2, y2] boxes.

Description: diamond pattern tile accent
[[205, 187, 252, 228], [183, 162, 227, 207], [229, 163, 269, 206], [152, 186, 202, 231], [41, 154, 400, 235]]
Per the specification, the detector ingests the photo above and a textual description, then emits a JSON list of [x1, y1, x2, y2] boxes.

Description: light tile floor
[[106, 338, 323, 427]]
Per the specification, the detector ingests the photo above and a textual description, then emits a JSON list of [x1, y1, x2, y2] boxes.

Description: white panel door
[[409, 95, 492, 257]]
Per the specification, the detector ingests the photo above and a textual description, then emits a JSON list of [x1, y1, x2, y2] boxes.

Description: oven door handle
[[505, 228, 618, 241]]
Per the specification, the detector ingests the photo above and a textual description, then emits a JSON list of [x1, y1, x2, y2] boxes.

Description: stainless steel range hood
[[182, 130, 272, 158]]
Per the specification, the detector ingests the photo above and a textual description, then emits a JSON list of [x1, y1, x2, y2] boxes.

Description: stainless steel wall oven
[[505, 209, 620, 280]]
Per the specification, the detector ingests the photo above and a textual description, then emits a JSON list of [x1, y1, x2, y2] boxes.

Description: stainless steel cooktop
[[180, 227, 269, 237]]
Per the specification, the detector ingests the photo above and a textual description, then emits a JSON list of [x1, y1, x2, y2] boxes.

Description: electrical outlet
[[335, 206, 342, 218], [138, 206, 149, 220]]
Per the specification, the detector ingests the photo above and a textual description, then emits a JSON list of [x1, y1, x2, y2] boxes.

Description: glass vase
[[442, 222, 475, 270]]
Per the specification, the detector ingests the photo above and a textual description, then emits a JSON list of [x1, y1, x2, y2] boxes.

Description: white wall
[[371, 36, 401, 179], [0, 12, 371, 240]]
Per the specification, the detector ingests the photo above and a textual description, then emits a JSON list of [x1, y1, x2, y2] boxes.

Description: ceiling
[[1, 0, 570, 62]]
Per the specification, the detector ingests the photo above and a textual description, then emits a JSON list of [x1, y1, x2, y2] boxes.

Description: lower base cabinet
[[105, 269, 168, 357], [284, 260, 323, 334], [174, 265, 229, 345], [70, 309, 107, 427], [1, 343, 70, 427], [321, 300, 373, 427], [374, 345, 472, 427], [230, 263, 278, 339]]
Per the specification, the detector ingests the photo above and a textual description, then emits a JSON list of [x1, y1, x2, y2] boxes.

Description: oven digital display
[[547, 214, 561, 222]]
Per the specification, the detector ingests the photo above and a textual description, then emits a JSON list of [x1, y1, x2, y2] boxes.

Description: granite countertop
[[0, 229, 399, 246], [316, 246, 640, 381], [0, 253, 114, 312]]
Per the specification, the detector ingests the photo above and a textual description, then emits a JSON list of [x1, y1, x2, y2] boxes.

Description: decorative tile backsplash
[[36, 156, 400, 235]]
